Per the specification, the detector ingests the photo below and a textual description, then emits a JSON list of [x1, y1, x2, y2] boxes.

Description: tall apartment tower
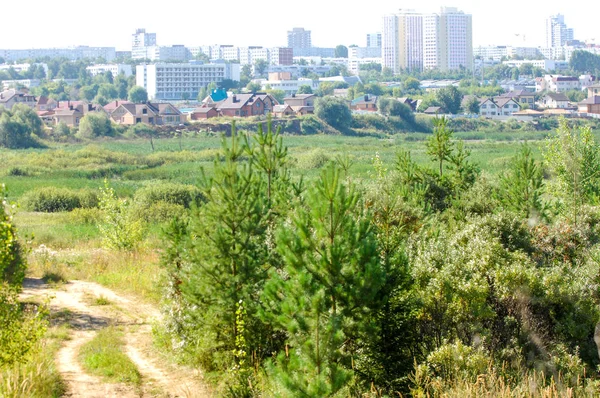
[[366, 33, 382, 48], [132, 29, 157, 59], [546, 14, 574, 48], [424, 7, 472, 71], [382, 10, 423, 73], [287, 28, 312, 49], [132, 29, 156, 49]]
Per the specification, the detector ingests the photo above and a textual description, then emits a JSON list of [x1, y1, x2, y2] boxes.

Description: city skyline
[[0, 1, 595, 51]]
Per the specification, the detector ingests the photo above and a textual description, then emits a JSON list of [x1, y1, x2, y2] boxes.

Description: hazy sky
[[1, 1, 595, 51]]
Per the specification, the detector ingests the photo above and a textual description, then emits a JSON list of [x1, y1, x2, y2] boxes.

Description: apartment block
[[429, 7, 473, 71], [86, 64, 133, 77], [366, 33, 382, 48], [546, 14, 574, 48], [287, 28, 312, 49], [137, 62, 241, 101], [0, 47, 116, 62], [382, 10, 423, 73]]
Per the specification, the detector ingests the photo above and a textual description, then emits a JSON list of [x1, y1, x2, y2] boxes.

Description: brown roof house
[[217, 94, 266, 117], [110, 102, 183, 125], [351, 95, 378, 112], [42, 101, 105, 127], [479, 97, 520, 117], [578, 96, 600, 114], [0, 89, 37, 110], [190, 105, 219, 120], [541, 92, 570, 109], [283, 93, 315, 115], [272, 104, 294, 117]]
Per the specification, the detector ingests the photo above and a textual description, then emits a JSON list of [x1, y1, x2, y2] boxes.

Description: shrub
[[134, 201, 187, 224], [22, 187, 98, 213], [133, 182, 204, 210], [68, 207, 102, 224], [299, 115, 322, 135], [1, 185, 27, 286], [295, 149, 331, 170], [98, 182, 144, 251]]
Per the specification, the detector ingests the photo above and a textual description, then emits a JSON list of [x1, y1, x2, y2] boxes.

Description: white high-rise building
[[366, 33, 382, 48], [287, 28, 312, 49], [546, 14, 574, 48], [382, 10, 423, 73], [424, 7, 472, 71]]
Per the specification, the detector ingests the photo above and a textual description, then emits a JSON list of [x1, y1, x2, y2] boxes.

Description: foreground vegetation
[[5, 117, 600, 396]]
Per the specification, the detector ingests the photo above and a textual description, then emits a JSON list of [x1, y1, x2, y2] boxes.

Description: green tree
[[197, 87, 208, 102], [264, 164, 385, 396], [97, 83, 118, 100], [246, 82, 262, 93], [79, 85, 97, 102], [426, 117, 454, 177], [544, 118, 600, 221], [0, 112, 30, 149], [378, 98, 415, 124], [254, 59, 269, 77], [435, 86, 462, 114], [128, 85, 148, 103], [77, 112, 114, 138], [464, 96, 481, 114], [0, 184, 27, 286], [297, 85, 313, 95], [403, 77, 421, 92], [334, 45, 348, 58], [499, 144, 545, 218], [315, 96, 352, 131], [11, 104, 43, 137]]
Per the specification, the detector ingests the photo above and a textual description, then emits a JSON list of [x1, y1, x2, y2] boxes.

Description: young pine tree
[[426, 116, 454, 177], [263, 164, 385, 397], [499, 144, 545, 219]]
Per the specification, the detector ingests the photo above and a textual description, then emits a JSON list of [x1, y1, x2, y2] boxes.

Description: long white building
[[86, 64, 133, 77], [0, 47, 116, 62], [137, 62, 241, 101]]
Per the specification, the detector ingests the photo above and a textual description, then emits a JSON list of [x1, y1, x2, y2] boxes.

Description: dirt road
[[21, 278, 211, 398]]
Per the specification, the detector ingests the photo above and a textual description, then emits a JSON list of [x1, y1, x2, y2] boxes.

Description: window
[[481, 104, 487, 109], [142, 108, 147, 114]]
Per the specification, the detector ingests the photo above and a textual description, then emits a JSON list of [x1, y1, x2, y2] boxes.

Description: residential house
[[578, 96, 600, 114], [103, 100, 132, 114], [255, 93, 279, 114], [541, 92, 570, 109], [35, 96, 57, 112], [423, 106, 443, 115], [272, 104, 294, 117], [351, 95, 378, 112], [536, 75, 580, 92], [397, 97, 419, 111], [0, 89, 37, 110], [479, 97, 520, 117], [110, 102, 183, 125], [283, 93, 316, 115], [190, 106, 218, 120], [217, 94, 265, 117], [41, 101, 104, 126], [499, 90, 536, 107], [587, 84, 600, 98]]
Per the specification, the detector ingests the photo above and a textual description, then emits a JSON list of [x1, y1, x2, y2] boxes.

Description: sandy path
[[22, 278, 211, 398]]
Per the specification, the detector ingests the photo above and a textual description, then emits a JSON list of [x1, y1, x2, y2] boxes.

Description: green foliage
[[463, 96, 480, 114], [435, 86, 462, 114], [22, 187, 98, 213], [0, 111, 36, 149], [0, 185, 27, 286], [426, 117, 454, 177], [77, 112, 114, 139], [378, 98, 416, 125], [334, 45, 348, 58], [133, 182, 204, 210], [263, 164, 385, 396], [544, 118, 600, 219], [499, 144, 545, 218], [315, 96, 352, 131], [79, 327, 141, 385], [297, 85, 313, 95], [0, 285, 48, 367], [98, 181, 144, 250], [127, 85, 148, 103]]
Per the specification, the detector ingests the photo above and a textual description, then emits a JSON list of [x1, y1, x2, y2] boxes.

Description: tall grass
[[79, 326, 141, 386], [0, 327, 68, 398]]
